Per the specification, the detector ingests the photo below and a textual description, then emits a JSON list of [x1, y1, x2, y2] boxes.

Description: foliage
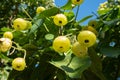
[[0, 0, 120, 80]]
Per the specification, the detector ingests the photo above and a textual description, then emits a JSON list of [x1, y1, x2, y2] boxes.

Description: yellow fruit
[[71, 0, 84, 5], [36, 6, 45, 14], [12, 58, 26, 71], [53, 14, 68, 26], [77, 30, 96, 47], [13, 18, 28, 31], [3, 31, 13, 40], [53, 36, 71, 53], [0, 38, 12, 52], [72, 42, 88, 57], [26, 21, 32, 29], [88, 20, 98, 28], [82, 26, 98, 36]]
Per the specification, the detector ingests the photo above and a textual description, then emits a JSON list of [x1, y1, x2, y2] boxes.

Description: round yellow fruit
[[53, 14, 68, 26], [82, 26, 98, 36], [72, 42, 88, 57], [12, 57, 26, 71], [0, 38, 12, 52], [13, 18, 28, 31], [36, 6, 45, 14], [77, 30, 96, 47], [71, 0, 84, 5], [53, 36, 71, 53], [3, 31, 13, 40]]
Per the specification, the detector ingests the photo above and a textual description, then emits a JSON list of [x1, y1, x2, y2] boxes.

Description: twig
[[75, 5, 80, 20], [21, 7, 33, 20]]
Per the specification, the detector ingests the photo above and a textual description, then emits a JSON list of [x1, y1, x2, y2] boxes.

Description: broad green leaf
[[66, 56, 91, 78], [61, 0, 73, 10], [37, 7, 60, 19], [0, 69, 9, 80], [88, 47, 107, 80], [64, 11, 75, 22], [97, 9, 110, 15], [100, 47, 120, 57], [0, 53, 11, 61], [103, 19, 120, 26], [28, 19, 43, 36], [0, 27, 12, 32], [50, 52, 91, 78]]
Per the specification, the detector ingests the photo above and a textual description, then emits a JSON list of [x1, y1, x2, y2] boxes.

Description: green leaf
[[0, 53, 11, 61], [97, 9, 111, 15], [37, 7, 60, 19], [28, 19, 43, 36], [61, 0, 73, 10], [88, 47, 107, 80], [66, 56, 91, 78], [74, 15, 93, 26], [45, 34, 54, 40], [64, 11, 75, 22], [0, 27, 12, 32], [0, 69, 9, 80], [50, 52, 91, 78], [103, 19, 120, 26], [100, 47, 120, 57]]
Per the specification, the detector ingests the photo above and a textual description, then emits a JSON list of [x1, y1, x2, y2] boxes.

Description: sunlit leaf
[[61, 0, 73, 10], [37, 7, 60, 19], [50, 52, 91, 78]]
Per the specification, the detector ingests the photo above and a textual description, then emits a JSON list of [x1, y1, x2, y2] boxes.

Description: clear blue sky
[[55, 0, 106, 25]]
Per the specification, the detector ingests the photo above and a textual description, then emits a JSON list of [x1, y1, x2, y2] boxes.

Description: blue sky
[[55, 0, 106, 25]]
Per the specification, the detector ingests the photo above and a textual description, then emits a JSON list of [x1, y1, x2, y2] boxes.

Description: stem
[[59, 26, 63, 36], [11, 46, 26, 59], [92, 12, 99, 18], [9, 48, 15, 55], [12, 41, 26, 59], [21, 7, 33, 20], [43, 23, 49, 32], [75, 5, 80, 20]]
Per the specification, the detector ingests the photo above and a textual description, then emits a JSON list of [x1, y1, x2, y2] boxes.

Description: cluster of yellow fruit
[[9, 7, 46, 71], [0, 31, 13, 52], [9, 6, 46, 72], [4, 0, 92, 71], [52, 13, 97, 57], [10, 18, 32, 71], [0, 32, 26, 71]]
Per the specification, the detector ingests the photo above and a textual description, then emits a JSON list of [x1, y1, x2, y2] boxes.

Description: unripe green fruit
[[53, 14, 68, 26], [72, 42, 88, 57], [0, 38, 12, 52], [13, 18, 28, 31], [88, 20, 98, 28], [77, 30, 96, 47], [71, 0, 84, 5], [3, 31, 13, 40], [36, 6, 45, 14], [53, 36, 71, 53], [12, 58, 26, 71]]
